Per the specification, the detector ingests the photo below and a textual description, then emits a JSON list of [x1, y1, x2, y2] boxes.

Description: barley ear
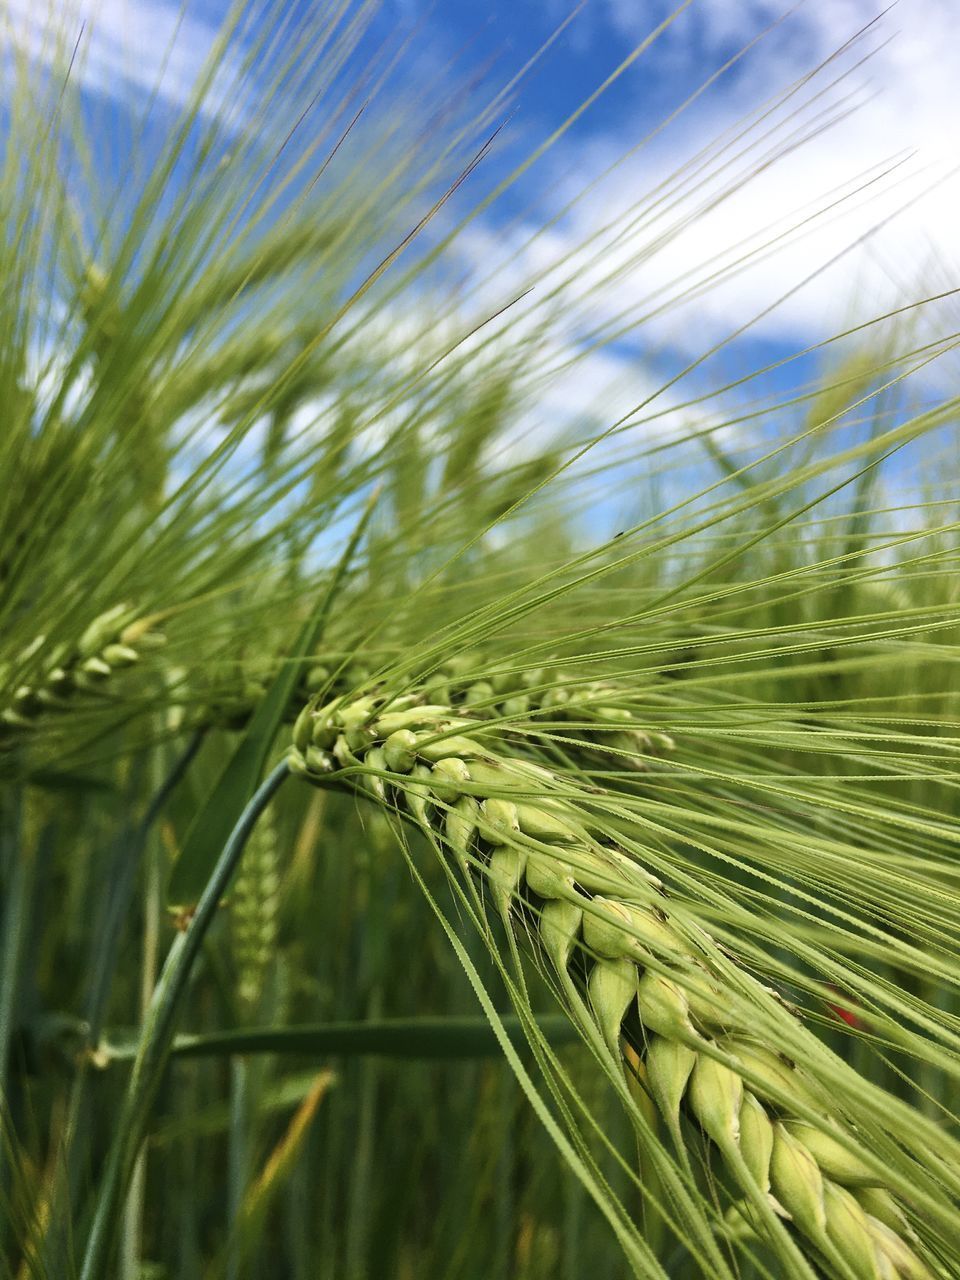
[[289, 686, 939, 1278]]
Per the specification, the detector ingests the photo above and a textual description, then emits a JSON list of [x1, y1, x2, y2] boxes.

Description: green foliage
[[2, 3, 959, 1279]]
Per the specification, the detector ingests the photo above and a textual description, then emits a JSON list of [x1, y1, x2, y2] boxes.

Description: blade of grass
[[208, 1071, 335, 1280], [97, 1015, 579, 1061]]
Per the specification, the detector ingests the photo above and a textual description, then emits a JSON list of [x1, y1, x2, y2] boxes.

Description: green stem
[[79, 759, 290, 1280], [0, 786, 26, 1115], [0, 785, 33, 1248], [120, 780, 164, 1280], [227, 1057, 250, 1280], [45, 730, 203, 1274], [88, 727, 206, 1043]]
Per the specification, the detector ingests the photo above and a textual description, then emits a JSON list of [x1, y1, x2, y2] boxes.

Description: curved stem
[[44, 729, 207, 1274], [88, 727, 207, 1044], [79, 759, 290, 1280]]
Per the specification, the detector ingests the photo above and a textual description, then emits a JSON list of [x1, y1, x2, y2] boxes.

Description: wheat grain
[[289, 687, 935, 1280]]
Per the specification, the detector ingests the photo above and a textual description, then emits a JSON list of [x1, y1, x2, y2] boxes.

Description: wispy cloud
[[589, 1, 960, 344], [421, 2, 960, 462], [0, 0, 236, 114], [5, 0, 956, 438], [443, 0, 960, 434]]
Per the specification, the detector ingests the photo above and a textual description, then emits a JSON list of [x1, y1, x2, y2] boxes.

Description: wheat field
[[1, 3, 958, 1277]]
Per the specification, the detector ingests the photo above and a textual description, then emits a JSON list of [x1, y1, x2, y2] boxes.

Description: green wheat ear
[[0, 606, 162, 745], [288, 685, 943, 1280], [230, 812, 280, 1017]]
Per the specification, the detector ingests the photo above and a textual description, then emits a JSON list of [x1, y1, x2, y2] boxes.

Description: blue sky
[[7, 0, 960, 461]]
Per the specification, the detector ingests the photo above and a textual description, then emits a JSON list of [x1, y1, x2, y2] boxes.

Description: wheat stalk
[[288, 687, 937, 1280]]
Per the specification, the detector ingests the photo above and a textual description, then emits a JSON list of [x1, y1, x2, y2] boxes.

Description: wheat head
[[231, 811, 280, 1017], [288, 685, 936, 1280], [0, 605, 161, 747]]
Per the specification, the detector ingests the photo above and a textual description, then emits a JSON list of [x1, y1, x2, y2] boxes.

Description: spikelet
[[199, 650, 674, 781], [289, 687, 934, 1279], [231, 813, 280, 1016]]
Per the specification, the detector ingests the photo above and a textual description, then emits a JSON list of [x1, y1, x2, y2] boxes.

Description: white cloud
[[583, 0, 960, 348], [425, 1, 960, 470], [0, 0, 237, 114], [8, 0, 958, 433], [438, 0, 959, 416]]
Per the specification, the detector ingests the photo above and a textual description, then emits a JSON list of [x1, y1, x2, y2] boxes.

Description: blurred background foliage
[[1, 1, 959, 1277]]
